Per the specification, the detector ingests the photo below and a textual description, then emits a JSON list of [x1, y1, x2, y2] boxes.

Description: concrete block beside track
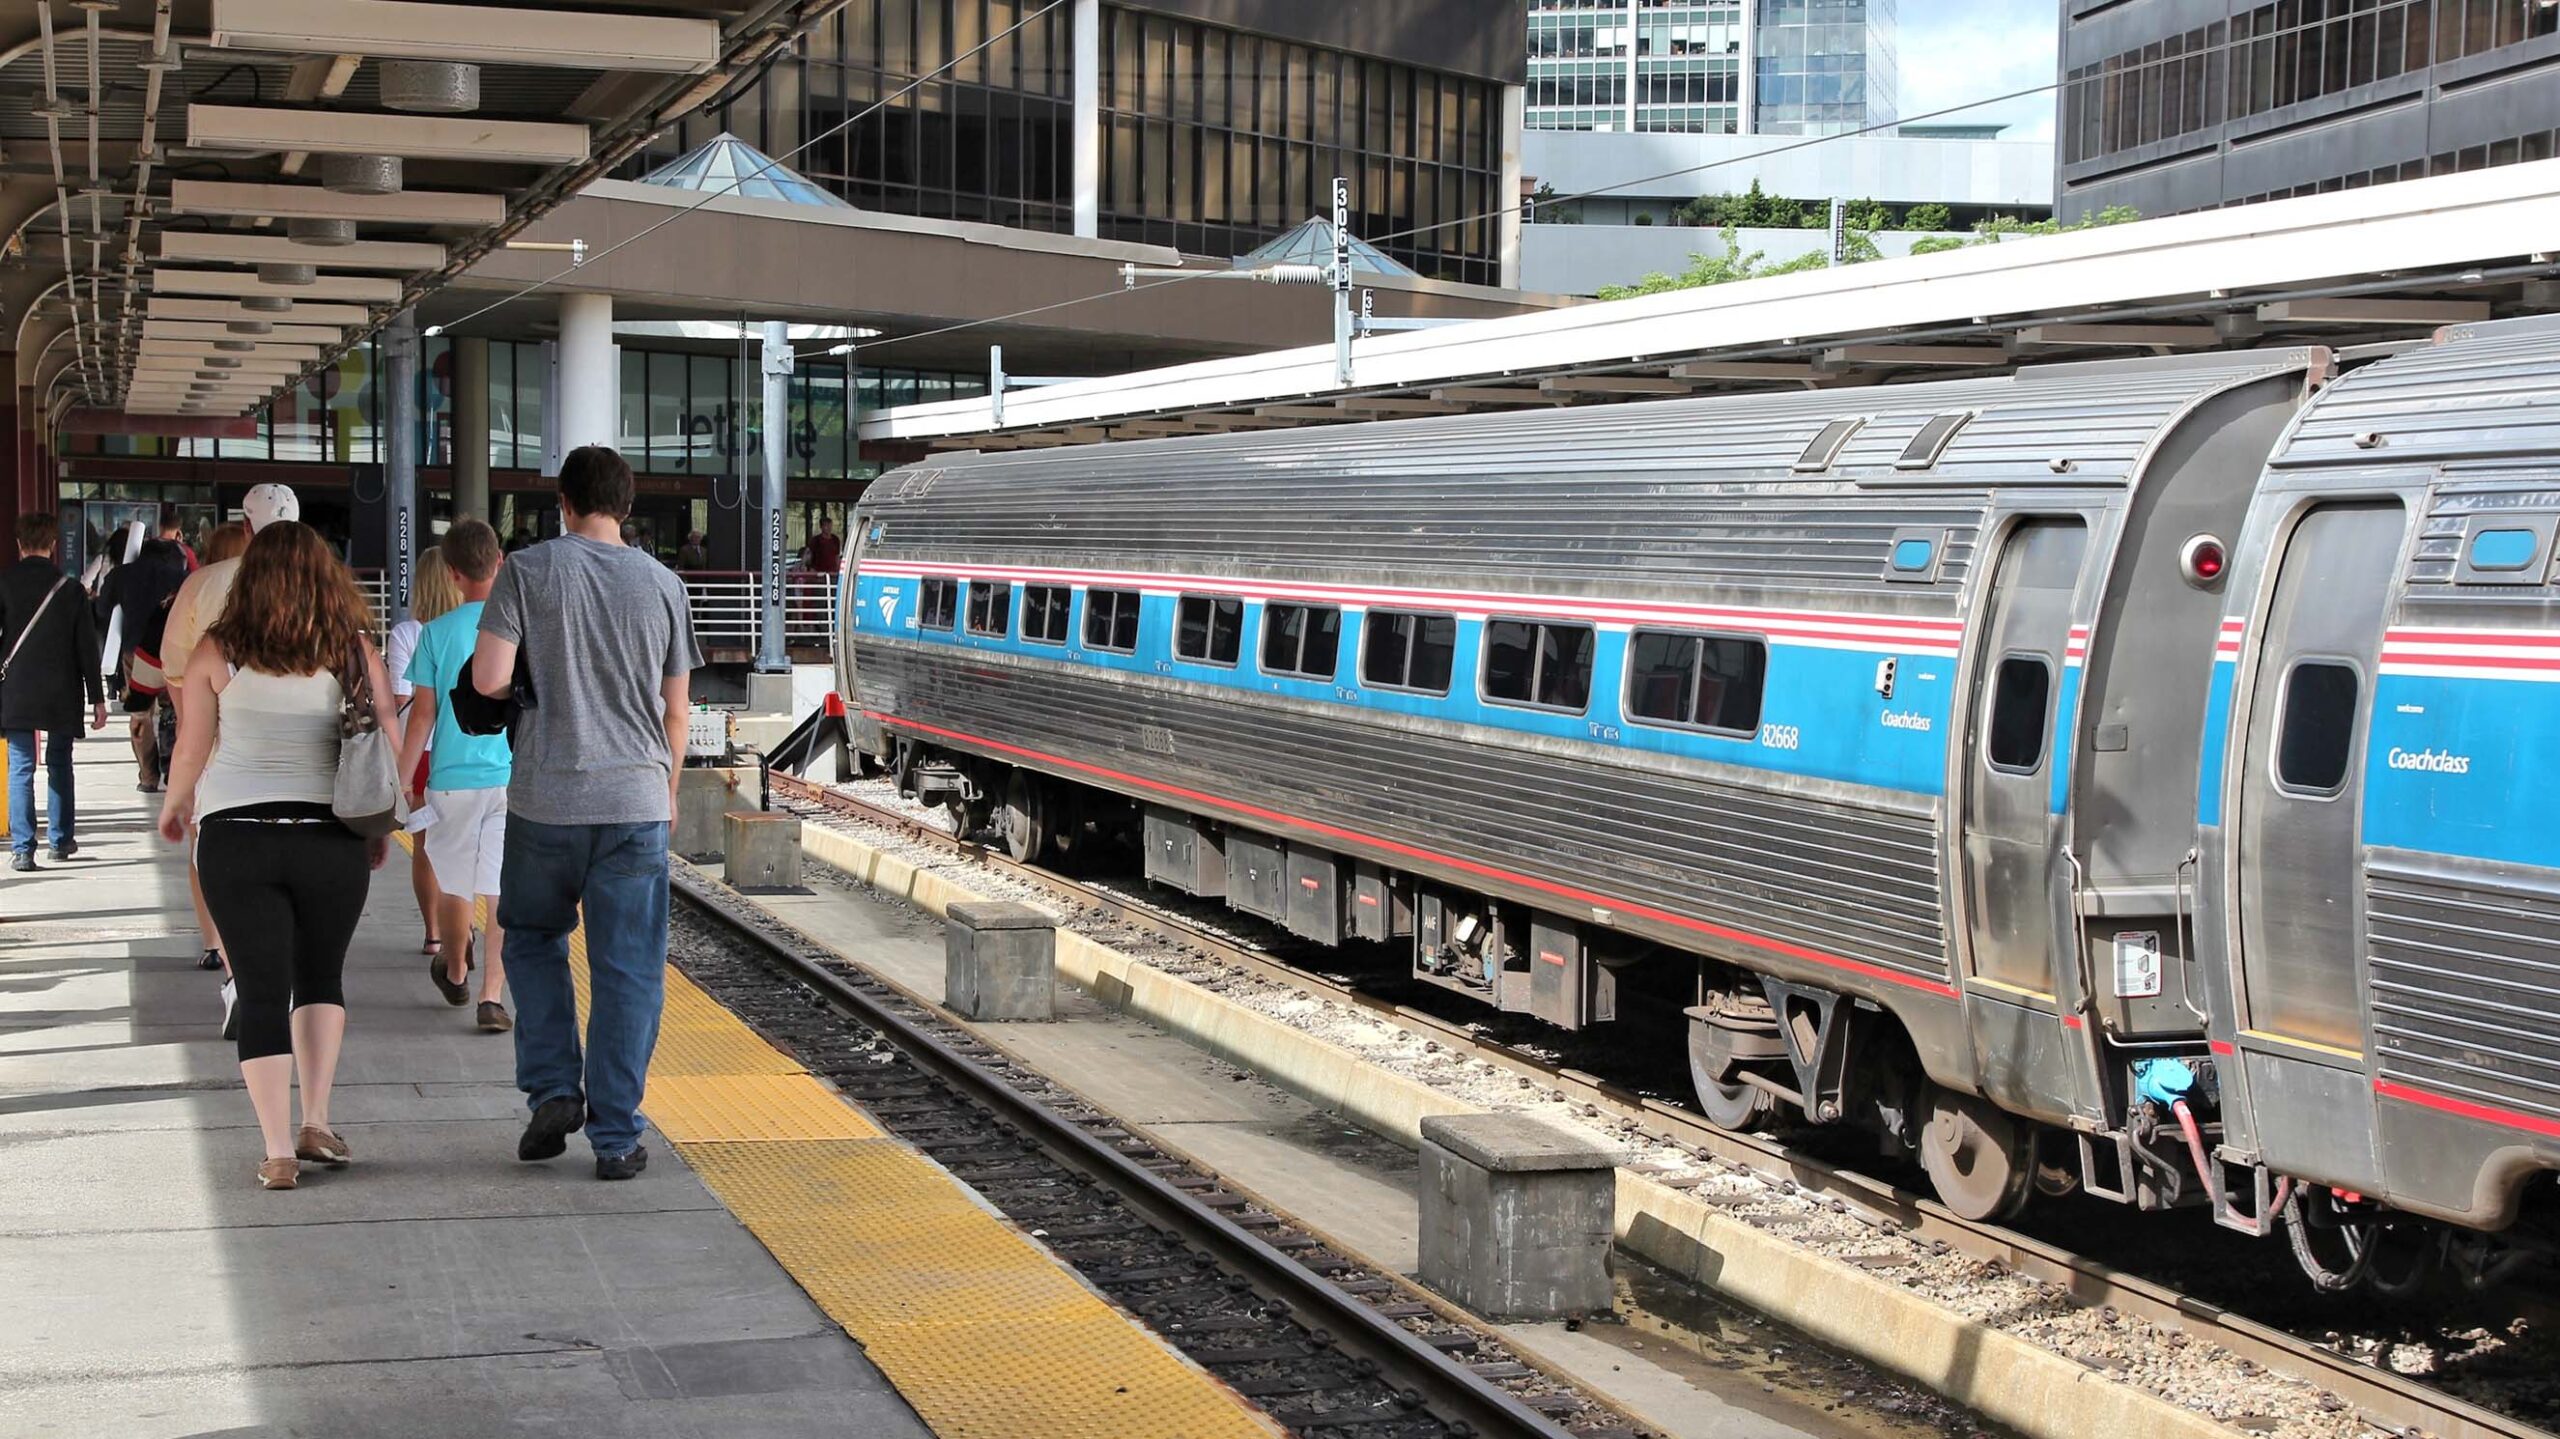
[[725, 810, 805, 892], [1419, 1113, 1622, 1320], [675, 765, 755, 860], [945, 900, 1057, 1021], [792, 820, 2251, 1439]]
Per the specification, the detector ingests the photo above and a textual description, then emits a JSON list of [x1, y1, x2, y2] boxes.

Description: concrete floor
[[750, 866, 1965, 1439], [0, 738, 930, 1439]]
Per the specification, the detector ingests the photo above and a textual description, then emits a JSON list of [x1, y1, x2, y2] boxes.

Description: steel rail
[[764, 770, 2551, 1439], [667, 861, 1581, 1439]]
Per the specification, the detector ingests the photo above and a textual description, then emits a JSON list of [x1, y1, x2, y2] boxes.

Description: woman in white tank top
[[159, 522, 401, 1191]]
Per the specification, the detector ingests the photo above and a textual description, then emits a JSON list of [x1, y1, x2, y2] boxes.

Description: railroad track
[[762, 768, 2553, 1439], [668, 860, 1638, 1439]]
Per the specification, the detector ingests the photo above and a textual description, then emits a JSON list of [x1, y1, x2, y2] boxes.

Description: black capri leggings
[[198, 808, 369, 1062]]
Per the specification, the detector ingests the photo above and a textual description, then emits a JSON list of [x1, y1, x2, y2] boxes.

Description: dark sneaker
[[595, 1147, 649, 1182], [9, 852, 34, 873], [197, 949, 224, 972], [430, 950, 470, 1007], [48, 840, 77, 862], [518, 1095, 585, 1161], [219, 979, 239, 1042]]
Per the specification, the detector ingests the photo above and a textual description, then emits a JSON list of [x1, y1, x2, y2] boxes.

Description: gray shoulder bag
[[333, 640, 404, 838]]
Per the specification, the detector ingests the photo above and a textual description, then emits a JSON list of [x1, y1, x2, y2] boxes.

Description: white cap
[[242, 483, 300, 532]]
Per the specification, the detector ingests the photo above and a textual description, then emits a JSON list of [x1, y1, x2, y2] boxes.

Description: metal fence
[[350, 568, 838, 655]]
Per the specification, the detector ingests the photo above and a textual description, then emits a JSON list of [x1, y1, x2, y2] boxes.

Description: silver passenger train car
[[838, 316, 2560, 1289]]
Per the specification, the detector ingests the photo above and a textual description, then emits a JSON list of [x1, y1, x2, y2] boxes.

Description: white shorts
[[422, 786, 508, 898]]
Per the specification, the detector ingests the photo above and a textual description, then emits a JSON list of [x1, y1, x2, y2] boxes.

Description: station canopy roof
[[4, 0, 840, 427], [638, 131, 850, 209], [866, 160, 2560, 451]]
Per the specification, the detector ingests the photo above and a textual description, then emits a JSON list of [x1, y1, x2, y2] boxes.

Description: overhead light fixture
[[240, 294, 294, 313], [226, 319, 273, 335], [257, 263, 319, 286], [206, 0, 721, 73]]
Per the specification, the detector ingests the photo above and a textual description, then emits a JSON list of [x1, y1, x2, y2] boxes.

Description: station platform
[[0, 738, 1269, 1439]]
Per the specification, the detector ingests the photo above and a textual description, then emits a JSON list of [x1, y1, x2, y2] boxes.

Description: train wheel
[[1686, 1007, 1783, 1131], [998, 771, 1049, 863], [1918, 1086, 2034, 1222]]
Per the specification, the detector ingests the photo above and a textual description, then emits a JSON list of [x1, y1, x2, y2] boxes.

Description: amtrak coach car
[[839, 317, 2560, 1290]]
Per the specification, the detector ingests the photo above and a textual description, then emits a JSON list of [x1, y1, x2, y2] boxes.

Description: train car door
[[2227, 500, 2405, 1185], [1957, 517, 2088, 1123]]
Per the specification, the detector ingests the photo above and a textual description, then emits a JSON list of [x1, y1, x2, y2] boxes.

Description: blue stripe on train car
[[2364, 673, 2560, 870], [2050, 660, 2084, 817], [2196, 659, 2238, 828], [854, 573, 1961, 798]]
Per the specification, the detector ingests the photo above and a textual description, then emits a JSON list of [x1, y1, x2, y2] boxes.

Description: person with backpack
[[1, 512, 107, 870], [468, 446, 701, 1181]]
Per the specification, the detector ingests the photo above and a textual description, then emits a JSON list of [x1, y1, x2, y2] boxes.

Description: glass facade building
[[631, 0, 1510, 281], [2059, 0, 2560, 219], [1528, 0, 1747, 134], [1751, 0, 1897, 135]]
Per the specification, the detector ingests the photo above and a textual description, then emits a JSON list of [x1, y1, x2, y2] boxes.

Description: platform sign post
[[757, 320, 794, 675], [383, 309, 420, 625], [1829, 197, 1848, 267], [1331, 176, 1354, 388]]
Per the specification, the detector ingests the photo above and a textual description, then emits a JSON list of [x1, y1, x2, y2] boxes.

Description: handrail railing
[[348, 567, 838, 655]]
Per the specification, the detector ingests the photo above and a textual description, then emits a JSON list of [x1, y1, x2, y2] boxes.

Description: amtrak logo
[[2387, 747, 2473, 775], [878, 593, 900, 628]]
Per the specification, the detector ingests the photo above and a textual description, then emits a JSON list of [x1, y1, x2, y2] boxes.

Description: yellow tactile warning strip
[[508, 866, 1279, 1439]]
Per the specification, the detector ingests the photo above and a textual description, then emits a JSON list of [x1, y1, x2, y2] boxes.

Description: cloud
[[1894, 0, 2058, 142]]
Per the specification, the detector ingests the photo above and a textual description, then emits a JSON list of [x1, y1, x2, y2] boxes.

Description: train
[[835, 314, 2560, 1292]]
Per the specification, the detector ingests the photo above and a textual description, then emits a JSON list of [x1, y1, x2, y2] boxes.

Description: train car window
[[1021, 585, 1071, 645], [2276, 660, 2360, 794], [1083, 589, 1141, 653], [1484, 619, 1596, 713], [1985, 653, 2053, 772], [1626, 631, 1766, 734], [964, 580, 1012, 638], [919, 577, 959, 631], [1362, 610, 1457, 694], [1175, 594, 1243, 666], [1261, 603, 1342, 680], [1793, 417, 1865, 472], [1895, 412, 1973, 470]]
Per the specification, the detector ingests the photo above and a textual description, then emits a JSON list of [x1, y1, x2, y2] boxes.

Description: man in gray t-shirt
[[472, 445, 703, 1181]]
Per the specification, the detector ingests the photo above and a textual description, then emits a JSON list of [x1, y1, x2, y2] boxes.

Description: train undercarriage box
[[1143, 806, 1226, 899], [1226, 829, 1288, 924], [1285, 847, 1344, 946]]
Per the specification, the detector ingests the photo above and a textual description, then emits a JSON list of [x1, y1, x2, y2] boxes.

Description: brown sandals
[[258, 1158, 300, 1190], [295, 1126, 352, 1166]]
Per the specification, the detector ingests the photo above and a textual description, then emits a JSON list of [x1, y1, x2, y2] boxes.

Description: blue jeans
[[498, 817, 671, 1158], [4, 729, 75, 855]]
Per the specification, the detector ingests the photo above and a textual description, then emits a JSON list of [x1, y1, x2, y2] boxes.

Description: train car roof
[[865, 348, 2325, 505], [2272, 313, 2560, 475]]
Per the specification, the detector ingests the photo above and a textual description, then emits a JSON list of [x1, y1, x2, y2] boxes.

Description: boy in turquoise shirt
[[398, 519, 515, 1032]]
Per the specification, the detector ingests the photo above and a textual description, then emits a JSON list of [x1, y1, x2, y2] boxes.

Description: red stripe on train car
[[2374, 1079, 2560, 1140], [870, 711, 1961, 1000]]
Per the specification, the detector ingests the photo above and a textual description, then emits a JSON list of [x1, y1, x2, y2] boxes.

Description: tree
[[1843, 197, 1895, 231], [1901, 202, 1953, 232], [1594, 225, 1881, 299], [1911, 204, 2142, 254]]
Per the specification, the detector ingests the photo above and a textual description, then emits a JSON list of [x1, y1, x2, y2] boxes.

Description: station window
[[1985, 654, 2053, 772], [1175, 594, 1243, 666], [1483, 619, 1596, 714], [1361, 610, 1457, 695], [1084, 588, 1142, 653], [1626, 631, 1766, 735], [1260, 603, 1343, 681], [918, 576, 958, 631], [965, 581, 1013, 638], [1021, 584, 1071, 645], [2276, 660, 2360, 795]]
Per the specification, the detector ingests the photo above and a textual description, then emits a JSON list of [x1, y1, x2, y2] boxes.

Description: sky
[[1894, 0, 2059, 142]]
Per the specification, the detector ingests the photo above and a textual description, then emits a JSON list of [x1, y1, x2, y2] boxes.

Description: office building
[[2058, 0, 2560, 220], [1526, 0, 1895, 137]]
